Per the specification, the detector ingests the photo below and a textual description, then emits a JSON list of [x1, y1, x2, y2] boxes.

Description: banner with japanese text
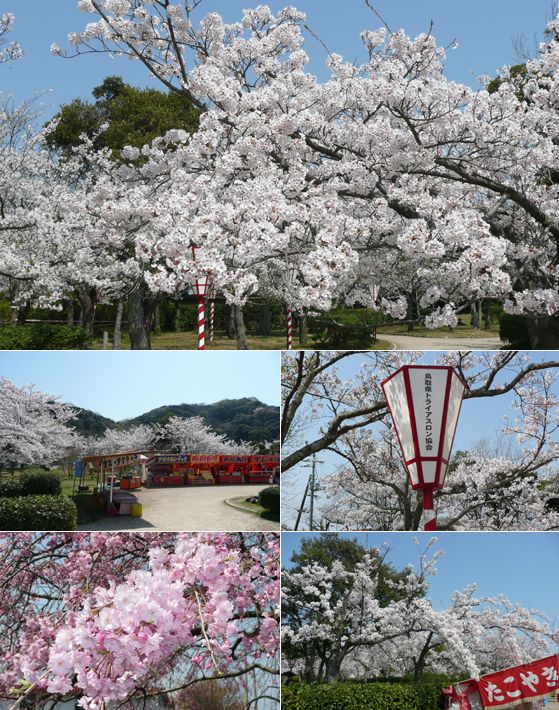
[[478, 654, 559, 708]]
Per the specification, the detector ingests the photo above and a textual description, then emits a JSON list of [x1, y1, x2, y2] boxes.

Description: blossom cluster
[[0, 532, 279, 708]]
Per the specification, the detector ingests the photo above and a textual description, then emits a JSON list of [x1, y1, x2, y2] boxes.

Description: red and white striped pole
[[197, 296, 205, 350], [286, 307, 293, 350], [209, 298, 215, 343], [422, 488, 437, 531]]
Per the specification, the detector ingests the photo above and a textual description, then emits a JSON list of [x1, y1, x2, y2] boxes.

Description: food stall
[[443, 654, 559, 709]]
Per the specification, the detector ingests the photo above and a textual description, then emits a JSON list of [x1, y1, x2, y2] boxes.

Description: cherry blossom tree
[[0, 531, 280, 709], [0, 378, 77, 474], [0, 12, 22, 64], [282, 535, 558, 683], [156, 415, 254, 455], [54, 2, 559, 345], [84, 423, 155, 456], [281, 351, 559, 530]]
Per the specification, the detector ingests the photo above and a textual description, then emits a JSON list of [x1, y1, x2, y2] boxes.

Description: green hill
[[69, 397, 279, 445], [70, 407, 116, 436]]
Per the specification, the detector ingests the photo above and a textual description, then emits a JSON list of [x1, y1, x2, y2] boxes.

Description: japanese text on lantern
[[425, 373, 433, 452], [480, 656, 559, 707]]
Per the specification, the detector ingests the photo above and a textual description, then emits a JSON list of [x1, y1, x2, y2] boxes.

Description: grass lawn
[[226, 495, 280, 523], [91, 329, 392, 350]]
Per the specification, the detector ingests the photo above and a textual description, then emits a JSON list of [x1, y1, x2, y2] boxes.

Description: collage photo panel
[[1, 0, 559, 709]]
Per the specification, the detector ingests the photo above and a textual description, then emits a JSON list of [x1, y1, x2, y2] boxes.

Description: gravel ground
[[380, 334, 505, 351], [78, 484, 278, 532]]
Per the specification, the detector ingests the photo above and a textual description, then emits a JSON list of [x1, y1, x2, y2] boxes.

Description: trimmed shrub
[[259, 486, 280, 513], [71, 493, 103, 525], [499, 314, 530, 348], [0, 480, 25, 498], [0, 324, 88, 349], [0, 495, 77, 531], [281, 681, 445, 710], [21, 471, 62, 496]]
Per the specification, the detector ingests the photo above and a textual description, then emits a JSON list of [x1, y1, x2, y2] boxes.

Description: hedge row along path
[[77, 484, 278, 532]]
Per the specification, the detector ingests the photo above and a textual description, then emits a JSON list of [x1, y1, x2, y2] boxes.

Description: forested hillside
[[69, 398, 279, 444]]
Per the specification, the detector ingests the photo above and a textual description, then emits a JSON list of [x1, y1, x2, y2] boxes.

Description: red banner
[[479, 654, 559, 708], [189, 454, 221, 464]]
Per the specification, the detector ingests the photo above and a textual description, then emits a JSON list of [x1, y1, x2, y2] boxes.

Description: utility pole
[[300, 453, 323, 530], [294, 476, 310, 531]]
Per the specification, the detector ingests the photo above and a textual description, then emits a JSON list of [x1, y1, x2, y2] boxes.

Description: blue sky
[[282, 531, 559, 627], [0, 0, 554, 120], [0, 351, 280, 419], [282, 352, 559, 528]]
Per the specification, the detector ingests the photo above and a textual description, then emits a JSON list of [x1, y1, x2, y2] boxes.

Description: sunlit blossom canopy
[[381, 365, 466, 490]]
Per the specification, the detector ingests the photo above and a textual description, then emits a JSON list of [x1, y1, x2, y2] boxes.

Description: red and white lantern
[[190, 246, 210, 350], [286, 264, 296, 350], [381, 365, 466, 530], [286, 307, 293, 350]]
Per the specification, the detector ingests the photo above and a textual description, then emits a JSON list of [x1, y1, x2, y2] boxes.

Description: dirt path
[[78, 484, 278, 532], [380, 334, 505, 351]]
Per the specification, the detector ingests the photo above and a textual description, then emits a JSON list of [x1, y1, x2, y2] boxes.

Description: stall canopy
[[443, 655, 559, 709]]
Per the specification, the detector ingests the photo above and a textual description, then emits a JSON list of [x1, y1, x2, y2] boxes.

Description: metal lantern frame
[[381, 365, 467, 530], [190, 273, 210, 298]]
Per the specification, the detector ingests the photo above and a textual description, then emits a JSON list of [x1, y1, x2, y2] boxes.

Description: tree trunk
[[174, 302, 182, 332], [234, 305, 248, 350], [414, 632, 434, 681], [406, 293, 416, 331], [113, 298, 123, 349], [77, 288, 95, 338], [527, 315, 559, 348], [227, 305, 236, 339], [258, 302, 272, 336], [16, 302, 30, 325], [128, 284, 154, 350], [324, 651, 341, 683], [483, 300, 492, 330], [8, 278, 18, 324], [66, 299, 74, 326], [471, 301, 480, 329], [299, 315, 308, 347], [153, 303, 162, 336]]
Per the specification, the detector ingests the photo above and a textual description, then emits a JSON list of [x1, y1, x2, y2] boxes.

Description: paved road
[[78, 484, 278, 532], [380, 334, 505, 351]]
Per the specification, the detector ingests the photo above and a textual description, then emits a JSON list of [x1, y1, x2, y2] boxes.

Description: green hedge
[[499, 313, 530, 348], [0, 324, 88, 349], [71, 493, 104, 525], [259, 486, 280, 513], [20, 471, 62, 496], [0, 480, 25, 498], [281, 681, 445, 710], [0, 495, 77, 531], [0, 472, 62, 498]]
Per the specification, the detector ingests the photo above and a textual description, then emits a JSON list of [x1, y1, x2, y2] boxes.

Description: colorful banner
[[250, 455, 280, 465], [478, 655, 559, 708], [189, 454, 221, 464], [149, 454, 190, 464]]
